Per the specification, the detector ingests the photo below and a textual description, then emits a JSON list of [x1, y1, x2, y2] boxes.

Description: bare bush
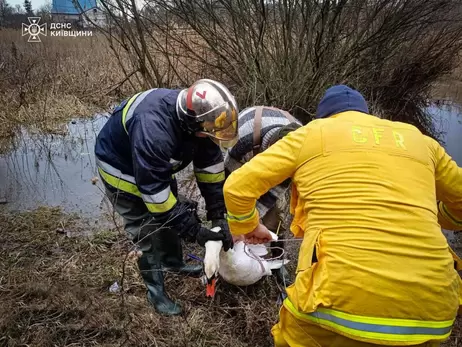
[[98, 0, 462, 140], [0, 30, 138, 151]]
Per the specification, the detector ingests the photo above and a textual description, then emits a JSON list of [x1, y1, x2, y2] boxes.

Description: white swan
[[202, 227, 289, 296]]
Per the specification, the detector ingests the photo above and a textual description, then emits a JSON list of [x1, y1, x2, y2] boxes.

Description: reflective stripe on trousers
[[283, 298, 454, 344], [96, 158, 177, 213]]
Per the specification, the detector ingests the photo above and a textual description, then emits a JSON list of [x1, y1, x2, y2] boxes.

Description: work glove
[[196, 226, 227, 248], [211, 218, 234, 252], [175, 200, 203, 243], [180, 198, 201, 224]]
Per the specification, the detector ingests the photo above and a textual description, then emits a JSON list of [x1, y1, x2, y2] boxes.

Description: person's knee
[[127, 223, 154, 253]]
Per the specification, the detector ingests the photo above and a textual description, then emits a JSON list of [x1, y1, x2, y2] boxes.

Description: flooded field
[[0, 114, 112, 225], [431, 103, 462, 164], [429, 103, 462, 252], [0, 104, 460, 220], [0, 113, 203, 227]]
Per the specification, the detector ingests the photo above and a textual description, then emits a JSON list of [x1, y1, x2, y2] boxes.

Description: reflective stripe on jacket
[[96, 158, 177, 213], [283, 297, 454, 344], [95, 88, 226, 221], [223, 111, 462, 345]]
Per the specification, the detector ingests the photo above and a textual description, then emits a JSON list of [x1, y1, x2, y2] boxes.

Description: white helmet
[[177, 79, 239, 149]]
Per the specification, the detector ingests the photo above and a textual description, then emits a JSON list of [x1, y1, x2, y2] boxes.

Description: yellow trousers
[[271, 306, 442, 347]]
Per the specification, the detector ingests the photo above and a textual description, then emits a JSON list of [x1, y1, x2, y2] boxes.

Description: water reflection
[[428, 103, 462, 252], [429, 103, 462, 164], [0, 104, 460, 235], [0, 114, 112, 223]]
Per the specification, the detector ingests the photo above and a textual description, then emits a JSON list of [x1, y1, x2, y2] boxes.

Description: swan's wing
[[246, 244, 268, 257], [219, 242, 267, 286]]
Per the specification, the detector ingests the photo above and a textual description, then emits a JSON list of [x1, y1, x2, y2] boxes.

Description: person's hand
[[212, 219, 234, 251], [232, 234, 245, 243], [245, 223, 273, 244]]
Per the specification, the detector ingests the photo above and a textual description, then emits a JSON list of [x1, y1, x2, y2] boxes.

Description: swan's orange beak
[[206, 278, 217, 298]]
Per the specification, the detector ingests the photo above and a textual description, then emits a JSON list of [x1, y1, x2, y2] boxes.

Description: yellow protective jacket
[[223, 111, 462, 345]]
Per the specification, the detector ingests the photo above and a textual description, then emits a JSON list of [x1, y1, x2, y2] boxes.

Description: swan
[[202, 227, 289, 297]]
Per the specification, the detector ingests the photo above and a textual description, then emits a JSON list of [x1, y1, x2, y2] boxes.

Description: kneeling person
[[224, 106, 301, 285]]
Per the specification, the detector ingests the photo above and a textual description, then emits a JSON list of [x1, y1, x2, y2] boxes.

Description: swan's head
[[203, 242, 221, 298], [202, 226, 224, 298]]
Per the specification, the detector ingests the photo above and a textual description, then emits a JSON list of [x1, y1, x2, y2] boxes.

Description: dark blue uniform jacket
[[95, 88, 226, 225]]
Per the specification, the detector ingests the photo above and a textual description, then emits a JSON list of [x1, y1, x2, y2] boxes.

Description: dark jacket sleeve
[[125, 96, 204, 242], [128, 115, 179, 220], [193, 137, 226, 220]]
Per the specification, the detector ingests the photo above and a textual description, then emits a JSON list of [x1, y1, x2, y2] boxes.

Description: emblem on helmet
[[177, 79, 239, 149]]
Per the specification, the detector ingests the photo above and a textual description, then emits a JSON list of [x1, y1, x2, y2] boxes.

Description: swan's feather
[[203, 228, 289, 288]]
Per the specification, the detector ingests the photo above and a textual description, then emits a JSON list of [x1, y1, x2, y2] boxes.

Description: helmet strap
[[176, 89, 201, 134]]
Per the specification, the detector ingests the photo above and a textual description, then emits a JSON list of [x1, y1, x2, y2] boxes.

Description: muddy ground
[[0, 207, 292, 346], [0, 206, 461, 347]]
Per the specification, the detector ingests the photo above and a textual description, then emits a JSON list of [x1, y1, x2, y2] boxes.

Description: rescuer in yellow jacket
[[223, 85, 462, 347]]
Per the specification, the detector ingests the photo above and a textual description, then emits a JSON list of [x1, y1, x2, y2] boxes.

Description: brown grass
[[0, 206, 460, 346], [0, 29, 136, 153], [0, 206, 286, 346], [433, 63, 462, 104]]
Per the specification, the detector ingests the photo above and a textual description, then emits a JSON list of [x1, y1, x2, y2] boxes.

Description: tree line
[[0, 0, 51, 28], [95, 0, 462, 140]]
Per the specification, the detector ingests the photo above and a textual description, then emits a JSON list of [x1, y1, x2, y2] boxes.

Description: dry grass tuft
[[0, 29, 136, 153], [0, 206, 460, 346], [0, 206, 289, 346]]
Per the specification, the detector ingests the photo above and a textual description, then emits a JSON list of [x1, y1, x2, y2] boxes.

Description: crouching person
[[224, 106, 302, 285], [223, 85, 462, 346], [94, 79, 237, 315]]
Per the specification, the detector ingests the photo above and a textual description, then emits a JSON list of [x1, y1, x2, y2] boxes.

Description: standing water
[[0, 114, 111, 224], [0, 105, 460, 232], [429, 103, 462, 164], [0, 113, 201, 225], [428, 103, 462, 250]]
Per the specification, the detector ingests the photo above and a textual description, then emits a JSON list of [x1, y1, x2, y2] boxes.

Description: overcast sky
[[9, 0, 49, 10]]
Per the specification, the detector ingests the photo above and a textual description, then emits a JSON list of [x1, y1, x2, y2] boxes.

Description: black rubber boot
[[163, 263, 203, 276], [158, 227, 202, 277], [138, 251, 182, 316]]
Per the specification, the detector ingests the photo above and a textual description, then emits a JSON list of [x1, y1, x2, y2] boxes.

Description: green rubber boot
[[163, 263, 203, 276], [138, 251, 182, 316], [158, 227, 202, 277]]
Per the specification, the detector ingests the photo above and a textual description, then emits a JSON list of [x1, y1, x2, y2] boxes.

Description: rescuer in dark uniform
[[94, 79, 238, 315]]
